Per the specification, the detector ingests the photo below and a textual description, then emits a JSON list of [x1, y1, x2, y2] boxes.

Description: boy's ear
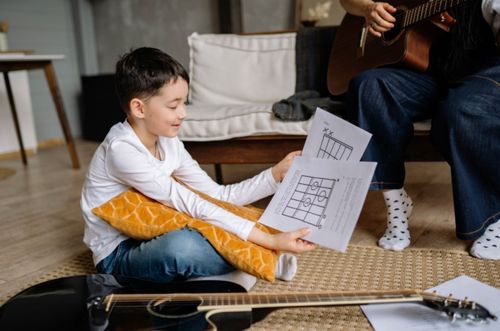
[[129, 98, 145, 119]]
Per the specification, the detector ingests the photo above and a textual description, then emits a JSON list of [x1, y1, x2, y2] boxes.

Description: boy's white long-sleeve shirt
[[81, 121, 279, 265]]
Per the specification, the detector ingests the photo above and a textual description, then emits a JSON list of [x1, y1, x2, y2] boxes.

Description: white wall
[[0, 70, 37, 154]]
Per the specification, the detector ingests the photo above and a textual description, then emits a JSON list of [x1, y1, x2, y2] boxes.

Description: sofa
[[178, 27, 441, 183]]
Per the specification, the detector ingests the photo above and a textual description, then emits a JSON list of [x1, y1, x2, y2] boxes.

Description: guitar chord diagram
[[282, 175, 337, 228], [317, 128, 353, 160]]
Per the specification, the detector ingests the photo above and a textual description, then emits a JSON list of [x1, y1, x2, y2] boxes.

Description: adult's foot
[[470, 220, 500, 260], [378, 188, 413, 251]]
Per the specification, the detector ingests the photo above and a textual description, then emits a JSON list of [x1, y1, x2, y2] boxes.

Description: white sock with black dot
[[470, 220, 500, 260], [378, 188, 413, 251], [275, 253, 297, 281]]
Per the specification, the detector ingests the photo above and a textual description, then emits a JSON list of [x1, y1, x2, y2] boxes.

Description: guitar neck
[[107, 289, 427, 311], [197, 290, 425, 311], [104, 289, 497, 322], [402, 0, 468, 28]]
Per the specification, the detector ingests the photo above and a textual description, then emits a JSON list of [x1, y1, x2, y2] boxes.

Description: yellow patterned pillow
[[92, 187, 279, 281]]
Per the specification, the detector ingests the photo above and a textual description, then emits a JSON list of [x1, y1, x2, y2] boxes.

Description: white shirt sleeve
[[104, 140, 276, 240], [482, 0, 500, 45], [172, 143, 279, 206]]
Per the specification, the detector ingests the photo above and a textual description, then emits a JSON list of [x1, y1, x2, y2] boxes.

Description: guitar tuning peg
[[448, 312, 458, 322], [458, 298, 468, 308], [462, 296, 469, 306], [443, 293, 453, 306]]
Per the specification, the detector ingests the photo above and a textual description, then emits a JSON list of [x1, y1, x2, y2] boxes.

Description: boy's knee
[[159, 228, 207, 260]]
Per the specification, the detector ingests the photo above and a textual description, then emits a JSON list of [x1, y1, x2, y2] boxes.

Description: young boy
[[81, 47, 315, 283]]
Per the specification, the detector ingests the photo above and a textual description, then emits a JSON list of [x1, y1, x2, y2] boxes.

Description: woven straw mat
[[3, 246, 500, 330]]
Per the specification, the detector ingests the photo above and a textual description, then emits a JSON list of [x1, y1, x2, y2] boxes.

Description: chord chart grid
[[282, 175, 337, 228], [317, 128, 353, 160]]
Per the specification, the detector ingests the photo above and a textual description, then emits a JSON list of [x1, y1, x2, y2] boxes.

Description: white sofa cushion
[[178, 104, 430, 142], [179, 104, 311, 142], [188, 32, 296, 105]]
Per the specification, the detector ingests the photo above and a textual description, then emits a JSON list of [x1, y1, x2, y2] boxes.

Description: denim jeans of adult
[[96, 228, 235, 282], [345, 58, 500, 240]]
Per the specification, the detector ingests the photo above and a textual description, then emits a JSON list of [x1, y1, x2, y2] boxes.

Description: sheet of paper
[[259, 156, 376, 251], [361, 275, 500, 330], [302, 107, 372, 161]]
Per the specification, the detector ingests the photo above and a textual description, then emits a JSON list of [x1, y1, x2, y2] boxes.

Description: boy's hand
[[248, 226, 316, 253], [271, 150, 301, 182], [271, 228, 316, 253]]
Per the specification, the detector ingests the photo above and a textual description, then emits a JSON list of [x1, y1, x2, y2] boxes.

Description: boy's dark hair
[[115, 47, 189, 113]]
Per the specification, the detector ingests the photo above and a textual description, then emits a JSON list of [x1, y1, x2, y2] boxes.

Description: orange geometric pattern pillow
[[92, 187, 279, 281]]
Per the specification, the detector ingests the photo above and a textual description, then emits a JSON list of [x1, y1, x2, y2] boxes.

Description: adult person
[[339, 0, 500, 259]]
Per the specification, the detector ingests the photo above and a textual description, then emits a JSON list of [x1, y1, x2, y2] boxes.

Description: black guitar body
[[0, 275, 270, 331]]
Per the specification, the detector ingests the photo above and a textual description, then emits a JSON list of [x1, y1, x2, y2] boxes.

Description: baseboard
[[36, 137, 65, 150], [0, 137, 65, 161]]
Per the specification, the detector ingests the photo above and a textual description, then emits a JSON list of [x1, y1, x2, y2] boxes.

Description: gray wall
[[92, 0, 297, 73], [0, 0, 82, 141], [92, 0, 220, 73], [1, 0, 299, 144], [302, 0, 345, 26], [241, 0, 296, 33]]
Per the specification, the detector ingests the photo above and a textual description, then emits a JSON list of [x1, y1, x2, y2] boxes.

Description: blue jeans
[[96, 228, 235, 282], [345, 58, 500, 240]]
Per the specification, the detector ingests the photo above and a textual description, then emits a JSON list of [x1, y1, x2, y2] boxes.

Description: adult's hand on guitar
[[365, 1, 397, 37], [340, 0, 397, 37]]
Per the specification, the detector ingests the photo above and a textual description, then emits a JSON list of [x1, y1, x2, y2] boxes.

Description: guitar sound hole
[[382, 9, 405, 43], [147, 298, 202, 319]]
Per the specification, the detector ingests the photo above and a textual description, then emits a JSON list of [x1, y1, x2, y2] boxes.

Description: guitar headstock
[[421, 291, 497, 322]]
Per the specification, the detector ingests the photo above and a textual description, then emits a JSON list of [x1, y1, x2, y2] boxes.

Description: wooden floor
[[0, 139, 470, 300]]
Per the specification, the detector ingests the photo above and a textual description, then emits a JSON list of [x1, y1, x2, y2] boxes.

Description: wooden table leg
[[3, 71, 28, 165], [43, 63, 80, 169]]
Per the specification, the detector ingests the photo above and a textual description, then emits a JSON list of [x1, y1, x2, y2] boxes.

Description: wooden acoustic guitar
[[0, 274, 496, 330], [327, 0, 469, 95]]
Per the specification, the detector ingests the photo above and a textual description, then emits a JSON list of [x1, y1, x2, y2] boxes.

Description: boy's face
[[140, 78, 188, 138]]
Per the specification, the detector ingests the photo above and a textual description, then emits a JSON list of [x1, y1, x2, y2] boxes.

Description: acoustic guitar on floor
[[0, 274, 496, 330], [327, 0, 469, 95]]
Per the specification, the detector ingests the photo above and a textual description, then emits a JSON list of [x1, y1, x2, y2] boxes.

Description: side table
[[0, 54, 79, 169]]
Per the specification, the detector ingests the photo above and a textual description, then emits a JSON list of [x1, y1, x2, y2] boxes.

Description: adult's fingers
[[368, 25, 382, 37]]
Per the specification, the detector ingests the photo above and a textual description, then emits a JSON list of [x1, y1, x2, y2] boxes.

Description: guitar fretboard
[[402, 0, 468, 27], [105, 290, 430, 311], [195, 291, 423, 311]]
